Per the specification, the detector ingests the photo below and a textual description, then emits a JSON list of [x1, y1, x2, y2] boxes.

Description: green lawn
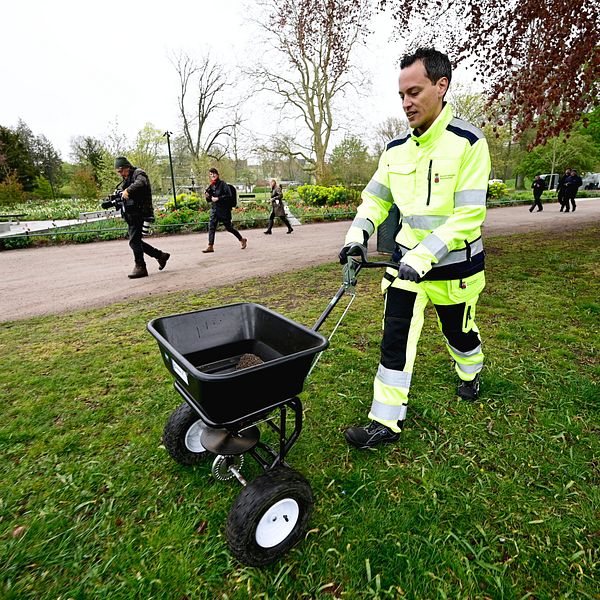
[[1, 226, 598, 599]]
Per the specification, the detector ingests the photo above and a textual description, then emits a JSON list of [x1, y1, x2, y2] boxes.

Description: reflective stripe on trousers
[[369, 276, 484, 430]]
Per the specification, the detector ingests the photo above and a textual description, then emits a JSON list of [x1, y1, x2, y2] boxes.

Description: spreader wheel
[[226, 467, 314, 566], [162, 402, 210, 466]]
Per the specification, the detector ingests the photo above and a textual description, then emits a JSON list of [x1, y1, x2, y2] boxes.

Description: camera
[[101, 190, 124, 210]]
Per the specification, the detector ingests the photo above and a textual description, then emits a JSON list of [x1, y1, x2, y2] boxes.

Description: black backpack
[[227, 184, 237, 208]]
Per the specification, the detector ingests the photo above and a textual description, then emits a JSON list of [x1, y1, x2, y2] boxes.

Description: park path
[[1, 199, 598, 322]]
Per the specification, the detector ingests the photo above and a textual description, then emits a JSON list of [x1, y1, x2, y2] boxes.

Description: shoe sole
[[344, 431, 400, 449]]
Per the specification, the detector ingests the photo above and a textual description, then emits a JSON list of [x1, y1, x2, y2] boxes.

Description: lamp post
[[163, 131, 178, 209]]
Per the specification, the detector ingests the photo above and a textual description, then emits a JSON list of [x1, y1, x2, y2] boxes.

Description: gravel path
[[2, 199, 598, 322]]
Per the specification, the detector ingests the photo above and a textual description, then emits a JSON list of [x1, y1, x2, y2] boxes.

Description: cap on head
[[115, 156, 132, 169]]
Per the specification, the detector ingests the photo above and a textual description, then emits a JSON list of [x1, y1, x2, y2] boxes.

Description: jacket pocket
[[388, 163, 416, 208]]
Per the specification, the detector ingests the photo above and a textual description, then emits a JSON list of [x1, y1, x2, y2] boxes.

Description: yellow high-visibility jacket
[[346, 103, 491, 282]]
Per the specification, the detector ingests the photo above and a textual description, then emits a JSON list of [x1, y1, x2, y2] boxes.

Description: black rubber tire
[[226, 467, 314, 566], [162, 402, 210, 466]]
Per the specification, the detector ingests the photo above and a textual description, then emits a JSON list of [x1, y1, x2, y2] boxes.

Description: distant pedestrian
[[264, 179, 294, 235], [557, 169, 571, 212], [202, 168, 247, 253], [529, 175, 546, 212], [564, 169, 582, 212]]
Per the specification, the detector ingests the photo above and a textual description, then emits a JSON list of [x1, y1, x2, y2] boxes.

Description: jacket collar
[[410, 102, 453, 147]]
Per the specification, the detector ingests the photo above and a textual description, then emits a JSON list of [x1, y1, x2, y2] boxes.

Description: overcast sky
[[1, 0, 443, 161]]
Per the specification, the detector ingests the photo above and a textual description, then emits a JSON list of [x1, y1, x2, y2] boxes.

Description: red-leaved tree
[[379, 0, 599, 146]]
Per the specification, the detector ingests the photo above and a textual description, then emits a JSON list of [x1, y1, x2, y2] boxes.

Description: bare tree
[[172, 52, 241, 161], [373, 116, 410, 154], [252, 0, 372, 183], [379, 0, 600, 146]]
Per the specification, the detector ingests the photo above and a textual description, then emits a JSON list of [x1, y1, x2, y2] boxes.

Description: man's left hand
[[397, 263, 421, 282], [122, 189, 129, 200]]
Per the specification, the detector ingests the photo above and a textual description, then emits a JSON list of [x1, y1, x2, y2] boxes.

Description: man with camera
[[107, 156, 171, 279]]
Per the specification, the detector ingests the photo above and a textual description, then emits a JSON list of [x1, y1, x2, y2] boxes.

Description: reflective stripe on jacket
[[345, 103, 491, 282]]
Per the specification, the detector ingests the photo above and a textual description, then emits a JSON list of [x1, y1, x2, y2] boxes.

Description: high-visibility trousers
[[369, 271, 485, 432]]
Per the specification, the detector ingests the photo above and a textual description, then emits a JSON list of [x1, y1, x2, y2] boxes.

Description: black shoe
[[457, 373, 480, 401], [344, 420, 401, 449], [128, 264, 148, 279], [287, 228, 294, 234], [264, 230, 272, 235], [529, 208, 533, 212], [157, 252, 170, 270]]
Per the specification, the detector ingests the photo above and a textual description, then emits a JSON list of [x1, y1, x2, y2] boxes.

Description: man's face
[[209, 172, 218, 182], [399, 60, 448, 134], [116, 166, 130, 178]]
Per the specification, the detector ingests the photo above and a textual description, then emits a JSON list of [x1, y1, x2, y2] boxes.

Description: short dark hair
[[400, 48, 452, 89], [209, 167, 219, 175]]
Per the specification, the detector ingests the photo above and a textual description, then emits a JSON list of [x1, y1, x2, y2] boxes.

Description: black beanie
[[115, 156, 132, 168]]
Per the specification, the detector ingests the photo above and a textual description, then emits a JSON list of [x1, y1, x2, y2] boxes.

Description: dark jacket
[[270, 185, 286, 217], [205, 179, 232, 218], [564, 174, 582, 193], [531, 178, 546, 197], [120, 167, 153, 219]]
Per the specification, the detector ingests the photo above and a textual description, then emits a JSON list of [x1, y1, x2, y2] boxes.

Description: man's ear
[[437, 76, 449, 99]]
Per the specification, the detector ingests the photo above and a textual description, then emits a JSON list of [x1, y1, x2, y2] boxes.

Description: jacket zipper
[[426, 160, 432, 205]]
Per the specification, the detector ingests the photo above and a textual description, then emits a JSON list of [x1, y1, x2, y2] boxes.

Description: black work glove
[[339, 242, 366, 265], [397, 263, 421, 282]]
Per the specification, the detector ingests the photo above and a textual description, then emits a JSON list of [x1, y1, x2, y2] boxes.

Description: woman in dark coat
[[264, 179, 293, 234]]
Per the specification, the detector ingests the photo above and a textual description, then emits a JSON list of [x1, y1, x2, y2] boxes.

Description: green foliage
[[70, 166, 99, 200], [0, 172, 26, 206], [0, 227, 598, 598], [252, 186, 271, 193], [163, 192, 202, 212], [32, 175, 54, 199], [155, 207, 205, 233], [330, 135, 375, 186], [518, 130, 600, 177], [0, 126, 37, 191], [297, 184, 349, 206], [487, 181, 508, 199]]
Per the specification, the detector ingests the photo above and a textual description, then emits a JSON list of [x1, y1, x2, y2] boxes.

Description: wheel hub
[[184, 420, 207, 453], [255, 498, 300, 548]]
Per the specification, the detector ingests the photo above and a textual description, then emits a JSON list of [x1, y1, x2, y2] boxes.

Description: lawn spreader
[[147, 250, 397, 566]]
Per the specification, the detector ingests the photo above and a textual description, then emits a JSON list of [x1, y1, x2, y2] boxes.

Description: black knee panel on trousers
[[434, 303, 480, 352], [380, 287, 417, 371]]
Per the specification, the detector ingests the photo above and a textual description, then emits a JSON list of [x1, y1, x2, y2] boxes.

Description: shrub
[[0, 172, 26, 207], [163, 192, 202, 212], [487, 181, 508, 199], [252, 186, 270, 194], [297, 185, 349, 207]]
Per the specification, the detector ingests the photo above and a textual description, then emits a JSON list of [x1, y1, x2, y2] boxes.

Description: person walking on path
[[264, 179, 294, 235], [339, 47, 491, 449], [202, 168, 247, 253], [530, 175, 546, 212], [557, 169, 571, 212], [111, 156, 170, 279], [564, 169, 583, 212]]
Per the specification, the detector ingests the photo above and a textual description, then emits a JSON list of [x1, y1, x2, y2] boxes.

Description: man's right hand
[[339, 242, 367, 265]]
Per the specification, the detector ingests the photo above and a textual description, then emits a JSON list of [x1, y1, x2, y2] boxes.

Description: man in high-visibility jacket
[[340, 48, 491, 449]]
